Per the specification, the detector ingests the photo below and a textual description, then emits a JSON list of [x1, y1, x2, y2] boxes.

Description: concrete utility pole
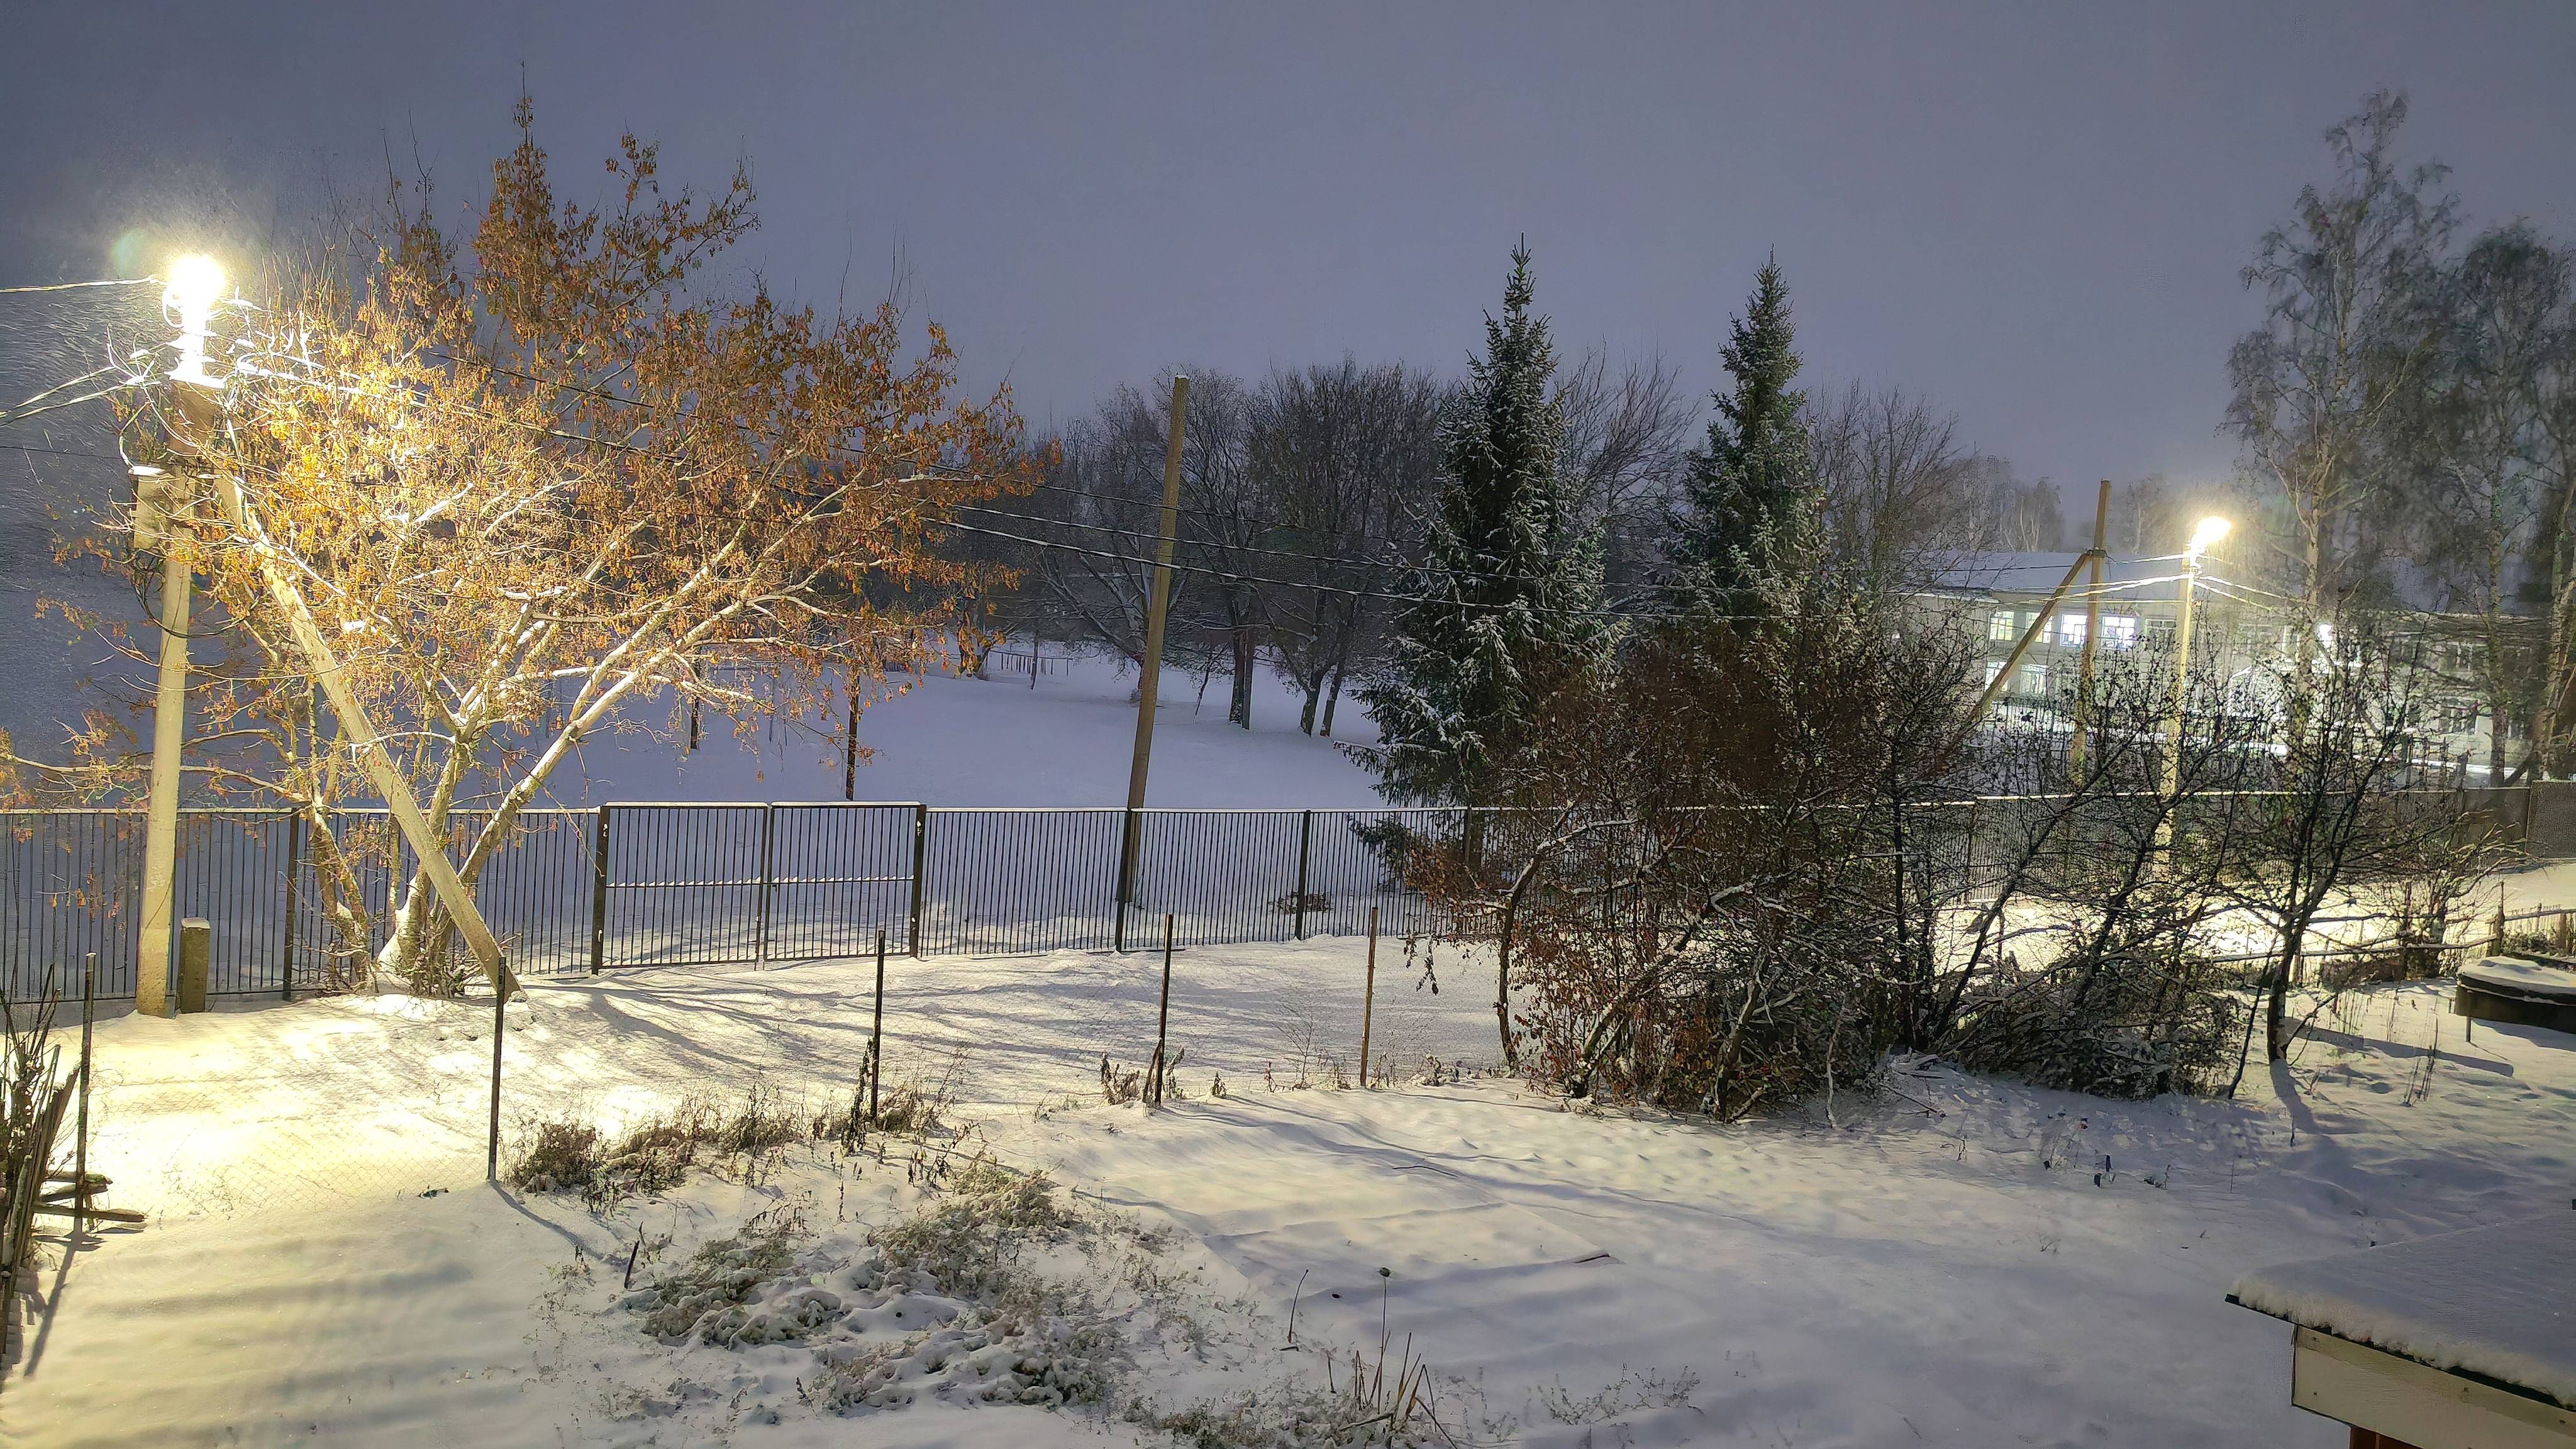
[[1114, 375, 1189, 948], [132, 468, 191, 1018], [2067, 479, 2111, 780], [133, 255, 226, 1018]]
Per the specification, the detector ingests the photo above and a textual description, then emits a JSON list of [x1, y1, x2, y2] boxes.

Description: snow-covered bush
[[508, 1085, 822, 1206]]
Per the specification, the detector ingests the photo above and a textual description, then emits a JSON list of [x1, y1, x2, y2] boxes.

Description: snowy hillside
[[540, 648, 1383, 810]]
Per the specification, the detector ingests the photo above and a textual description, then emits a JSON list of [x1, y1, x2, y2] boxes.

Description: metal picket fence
[[8, 781, 2572, 1001], [0, 802, 1487, 999]]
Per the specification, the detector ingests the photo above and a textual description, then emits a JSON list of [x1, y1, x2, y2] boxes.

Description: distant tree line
[[969, 262, 2055, 745]]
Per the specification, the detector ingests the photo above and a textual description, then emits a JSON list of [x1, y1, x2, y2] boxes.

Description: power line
[[946, 514, 1807, 626], [0, 279, 161, 295], [957, 499, 1575, 594]]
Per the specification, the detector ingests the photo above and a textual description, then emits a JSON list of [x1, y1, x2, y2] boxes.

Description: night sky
[[4, 3, 2573, 503]]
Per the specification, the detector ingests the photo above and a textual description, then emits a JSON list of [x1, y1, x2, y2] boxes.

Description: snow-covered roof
[[2230, 1213, 2576, 1409], [1923, 551, 2248, 608], [2462, 956, 2576, 1003]]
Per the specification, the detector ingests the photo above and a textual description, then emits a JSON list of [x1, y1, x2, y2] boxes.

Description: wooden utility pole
[[2067, 479, 2111, 779], [1115, 375, 1189, 947]]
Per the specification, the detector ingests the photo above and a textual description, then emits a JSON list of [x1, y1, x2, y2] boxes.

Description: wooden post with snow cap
[[1116, 376, 1189, 949]]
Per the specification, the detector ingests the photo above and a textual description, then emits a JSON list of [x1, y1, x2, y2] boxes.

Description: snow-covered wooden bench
[[2229, 1214, 2575, 1448], [2456, 956, 2576, 1035]]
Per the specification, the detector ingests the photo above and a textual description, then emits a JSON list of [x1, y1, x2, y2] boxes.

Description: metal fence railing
[[8, 782, 2572, 1001], [0, 802, 1487, 999]]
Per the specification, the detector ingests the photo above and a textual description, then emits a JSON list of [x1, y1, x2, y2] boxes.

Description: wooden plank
[[2294, 1328, 2575, 1448], [28, 1202, 145, 1224]]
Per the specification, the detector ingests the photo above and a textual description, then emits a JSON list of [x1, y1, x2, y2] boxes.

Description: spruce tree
[[1667, 259, 1815, 613], [1355, 243, 1602, 804]]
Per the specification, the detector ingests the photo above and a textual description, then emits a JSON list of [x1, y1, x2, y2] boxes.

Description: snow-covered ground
[[544, 648, 1384, 809], [7, 941, 2571, 1448]]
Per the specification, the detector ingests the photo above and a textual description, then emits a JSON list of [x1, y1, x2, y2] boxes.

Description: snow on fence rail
[[4, 784, 2570, 1000]]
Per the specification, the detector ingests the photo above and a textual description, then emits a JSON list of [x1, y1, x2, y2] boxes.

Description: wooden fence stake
[[486, 974, 508, 1182], [1150, 913, 1175, 1105], [76, 954, 94, 1228], [869, 928, 887, 1123], [1360, 906, 1379, 1089]]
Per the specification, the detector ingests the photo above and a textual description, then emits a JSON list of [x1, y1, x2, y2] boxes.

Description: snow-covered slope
[[8, 957, 2570, 1447], [547, 649, 1384, 809]]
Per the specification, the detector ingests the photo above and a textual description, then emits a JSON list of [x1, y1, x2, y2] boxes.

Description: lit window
[[1984, 659, 2005, 686], [2055, 612, 2087, 647], [2101, 614, 2140, 649], [2018, 664, 2047, 697], [1988, 609, 2016, 642]]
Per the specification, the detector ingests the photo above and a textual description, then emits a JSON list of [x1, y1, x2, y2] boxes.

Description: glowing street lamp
[[2188, 514, 2231, 559], [162, 254, 225, 387], [2160, 514, 2233, 811]]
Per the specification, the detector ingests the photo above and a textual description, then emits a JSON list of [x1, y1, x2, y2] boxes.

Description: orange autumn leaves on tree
[[119, 103, 1036, 985]]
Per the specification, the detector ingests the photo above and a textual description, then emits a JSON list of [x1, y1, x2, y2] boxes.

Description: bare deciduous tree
[[1553, 348, 1693, 606], [1253, 359, 1443, 735]]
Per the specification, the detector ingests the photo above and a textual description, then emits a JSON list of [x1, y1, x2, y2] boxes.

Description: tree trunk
[[1229, 627, 1255, 729], [2263, 955, 2293, 1061], [1321, 653, 1350, 738]]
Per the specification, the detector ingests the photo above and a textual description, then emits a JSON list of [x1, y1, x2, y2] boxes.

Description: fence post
[[486, 970, 508, 1182], [279, 809, 303, 1002], [1292, 808, 1314, 941], [75, 954, 93, 1228], [869, 928, 886, 1123], [754, 803, 777, 967], [1149, 913, 1174, 1105], [1360, 905, 1378, 1088], [589, 805, 612, 975], [908, 804, 928, 958]]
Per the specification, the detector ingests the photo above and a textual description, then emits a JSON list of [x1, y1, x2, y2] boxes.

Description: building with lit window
[[1921, 552, 2541, 780]]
